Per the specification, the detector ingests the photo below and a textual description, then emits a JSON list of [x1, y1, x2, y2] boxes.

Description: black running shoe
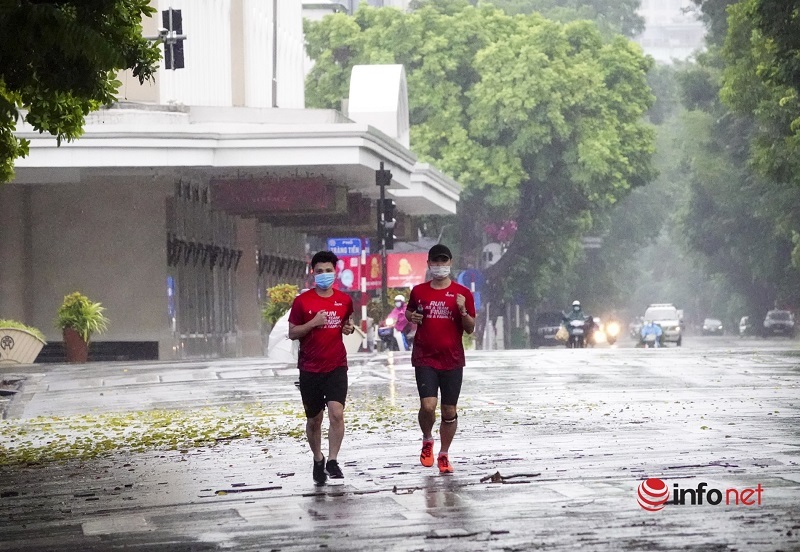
[[325, 459, 344, 479], [313, 456, 327, 485]]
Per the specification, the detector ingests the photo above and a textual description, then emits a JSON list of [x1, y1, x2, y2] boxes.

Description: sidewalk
[[1, 347, 799, 550]]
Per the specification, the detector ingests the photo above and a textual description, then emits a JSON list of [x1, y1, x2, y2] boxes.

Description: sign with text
[[327, 238, 362, 257]]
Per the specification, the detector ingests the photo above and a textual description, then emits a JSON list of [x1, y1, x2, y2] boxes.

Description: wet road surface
[[1, 336, 798, 551]]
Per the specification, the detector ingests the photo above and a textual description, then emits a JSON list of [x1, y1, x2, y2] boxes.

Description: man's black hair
[[311, 250, 339, 269]]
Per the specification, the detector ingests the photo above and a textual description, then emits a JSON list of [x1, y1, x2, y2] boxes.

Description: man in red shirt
[[288, 251, 355, 485], [406, 244, 476, 474]]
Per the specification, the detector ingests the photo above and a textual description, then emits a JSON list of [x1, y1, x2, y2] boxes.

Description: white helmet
[[572, 300, 581, 307], [394, 294, 406, 303]]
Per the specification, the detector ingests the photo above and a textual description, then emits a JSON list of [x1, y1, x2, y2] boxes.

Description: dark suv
[[531, 311, 564, 347], [763, 310, 795, 337]]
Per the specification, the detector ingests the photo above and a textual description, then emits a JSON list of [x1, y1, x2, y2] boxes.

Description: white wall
[[158, 0, 234, 106], [0, 186, 30, 323], [25, 178, 173, 355]]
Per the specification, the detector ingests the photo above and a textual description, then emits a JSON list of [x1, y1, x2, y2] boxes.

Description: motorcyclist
[[562, 300, 591, 348], [640, 320, 663, 347], [387, 294, 413, 350], [563, 300, 589, 323]]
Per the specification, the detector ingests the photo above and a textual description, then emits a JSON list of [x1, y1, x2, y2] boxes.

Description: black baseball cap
[[428, 244, 452, 261]]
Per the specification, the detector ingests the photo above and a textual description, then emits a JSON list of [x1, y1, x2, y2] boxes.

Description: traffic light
[[380, 198, 396, 250]]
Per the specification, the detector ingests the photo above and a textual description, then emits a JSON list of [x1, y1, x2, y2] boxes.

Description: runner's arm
[[288, 311, 327, 340], [460, 311, 476, 334]]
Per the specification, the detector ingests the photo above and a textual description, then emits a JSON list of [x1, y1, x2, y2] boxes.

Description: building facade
[[0, 0, 459, 361], [636, 0, 705, 63]]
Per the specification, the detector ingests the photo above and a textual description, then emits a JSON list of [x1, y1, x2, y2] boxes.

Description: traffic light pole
[[377, 162, 390, 306]]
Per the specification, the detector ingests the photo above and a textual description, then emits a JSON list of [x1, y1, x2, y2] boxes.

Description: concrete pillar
[[0, 185, 31, 323], [236, 217, 262, 356]]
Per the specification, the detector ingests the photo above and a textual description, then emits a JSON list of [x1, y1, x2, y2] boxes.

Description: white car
[[643, 303, 683, 346]]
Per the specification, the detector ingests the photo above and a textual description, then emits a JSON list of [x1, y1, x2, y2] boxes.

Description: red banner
[[334, 256, 362, 292], [365, 253, 429, 290], [211, 178, 336, 215]]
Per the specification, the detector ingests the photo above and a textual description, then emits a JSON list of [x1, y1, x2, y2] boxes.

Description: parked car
[[531, 311, 564, 347], [643, 303, 683, 346], [763, 310, 795, 337], [702, 318, 724, 336], [739, 316, 757, 337]]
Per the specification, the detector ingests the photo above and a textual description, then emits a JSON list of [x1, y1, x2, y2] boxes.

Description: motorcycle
[[377, 316, 404, 351], [566, 318, 587, 348], [641, 333, 660, 348], [605, 321, 621, 346]]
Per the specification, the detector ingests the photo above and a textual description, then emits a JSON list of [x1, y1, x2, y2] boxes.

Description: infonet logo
[[637, 478, 764, 512]]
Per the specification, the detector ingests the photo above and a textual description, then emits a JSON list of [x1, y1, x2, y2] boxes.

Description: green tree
[[670, 0, 800, 312], [305, 2, 656, 308], [721, 0, 800, 269], [0, 1, 161, 182]]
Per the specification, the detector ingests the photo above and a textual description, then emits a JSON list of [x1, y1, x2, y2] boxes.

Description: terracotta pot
[[63, 328, 89, 363]]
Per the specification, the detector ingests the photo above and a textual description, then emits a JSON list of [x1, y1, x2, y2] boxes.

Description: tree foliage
[[0, 0, 161, 182], [305, 2, 655, 307], [674, 0, 800, 312]]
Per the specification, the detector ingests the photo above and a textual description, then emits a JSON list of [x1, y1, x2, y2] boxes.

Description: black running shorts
[[414, 366, 463, 406], [298, 367, 348, 418]]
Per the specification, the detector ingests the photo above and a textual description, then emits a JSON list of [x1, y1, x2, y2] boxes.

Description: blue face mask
[[315, 272, 336, 290]]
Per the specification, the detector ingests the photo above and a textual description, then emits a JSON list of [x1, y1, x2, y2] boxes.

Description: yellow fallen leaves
[[0, 397, 414, 467]]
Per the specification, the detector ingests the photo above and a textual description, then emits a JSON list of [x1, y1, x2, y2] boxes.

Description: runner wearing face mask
[[288, 250, 355, 485], [406, 244, 476, 474]]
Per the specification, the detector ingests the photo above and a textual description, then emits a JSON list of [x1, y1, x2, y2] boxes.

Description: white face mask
[[430, 266, 451, 279], [395, 301, 404, 308]]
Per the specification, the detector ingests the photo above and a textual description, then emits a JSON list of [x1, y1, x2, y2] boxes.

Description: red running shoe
[[437, 453, 453, 474], [420, 439, 434, 467]]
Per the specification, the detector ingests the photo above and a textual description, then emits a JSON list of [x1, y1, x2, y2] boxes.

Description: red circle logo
[[637, 478, 669, 512]]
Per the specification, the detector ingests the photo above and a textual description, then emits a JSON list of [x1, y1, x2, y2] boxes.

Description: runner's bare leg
[[419, 397, 438, 439], [327, 401, 345, 460], [306, 410, 325, 461], [439, 404, 457, 453]]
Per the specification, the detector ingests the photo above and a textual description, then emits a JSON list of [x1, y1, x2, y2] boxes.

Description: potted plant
[[0, 319, 47, 364], [261, 284, 300, 357], [55, 292, 109, 363]]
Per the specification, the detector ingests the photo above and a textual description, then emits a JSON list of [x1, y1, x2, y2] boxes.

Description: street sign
[[327, 238, 362, 257], [581, 237, 603, 249]]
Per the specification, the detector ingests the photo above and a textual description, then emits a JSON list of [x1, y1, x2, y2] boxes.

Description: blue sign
[[327, 238, 362, 257], [457, 269, 485, 312], [457, 269, 485, 291]]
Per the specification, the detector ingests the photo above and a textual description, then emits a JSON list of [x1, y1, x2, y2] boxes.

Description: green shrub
[[261, 284, 299, 325], [0, 319, 46, 342], [55, 292, 109, 342]]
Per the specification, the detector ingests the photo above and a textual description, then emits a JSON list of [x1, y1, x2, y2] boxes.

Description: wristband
[[459, 309, 468, 316]]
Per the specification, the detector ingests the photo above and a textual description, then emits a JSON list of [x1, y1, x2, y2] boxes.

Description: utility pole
[[376, 162, 394, 306]]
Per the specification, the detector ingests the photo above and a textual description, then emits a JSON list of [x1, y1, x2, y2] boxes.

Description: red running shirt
[[288, 289, 354, 373], [407, 281, 476, 370]]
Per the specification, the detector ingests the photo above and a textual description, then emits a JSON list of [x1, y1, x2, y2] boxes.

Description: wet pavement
[[1, 336, 799, 551]]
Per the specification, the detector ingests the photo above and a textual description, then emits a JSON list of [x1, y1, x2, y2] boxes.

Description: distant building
[[336, 0, 410, 13], [636, 0, 705, 63], [2, 0, 459, 361]]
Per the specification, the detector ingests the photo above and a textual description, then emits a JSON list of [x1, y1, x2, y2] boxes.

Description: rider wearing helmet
[[640, 319, 663, 347], [388, 294, 412, 350], [563, 300, 588, 323]]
